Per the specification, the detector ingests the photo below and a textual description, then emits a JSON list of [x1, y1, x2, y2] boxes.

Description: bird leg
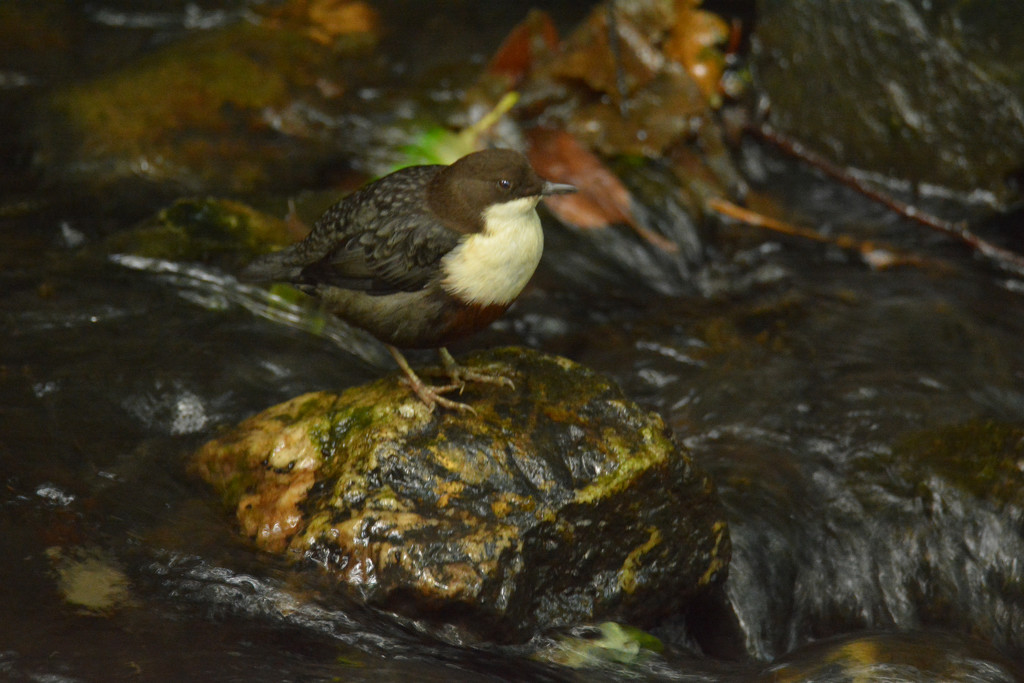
[[386, 345, 474, 413], [438, 347, 515, 390]]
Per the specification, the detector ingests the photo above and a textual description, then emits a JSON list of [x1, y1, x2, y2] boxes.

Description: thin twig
[[606, 1, 630, 117], [753, 122, 1024, 277], [707, 197, 938, 271]]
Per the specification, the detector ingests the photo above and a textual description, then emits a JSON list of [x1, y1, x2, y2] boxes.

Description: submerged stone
[[192, 347, 729, 640], [892, 420, 1024, 508], [759, 631, 1023, 683], [718, 417, 1024, 662]]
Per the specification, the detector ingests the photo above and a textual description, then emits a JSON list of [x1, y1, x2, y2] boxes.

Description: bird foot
[[439, 348, 515, 391], [386, 345, 516, 414], [387, 344, 477, 414], [398, 375, 476, 414]]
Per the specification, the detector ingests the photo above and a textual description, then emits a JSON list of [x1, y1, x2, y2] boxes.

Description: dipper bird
[[243, 148, 576, 412]]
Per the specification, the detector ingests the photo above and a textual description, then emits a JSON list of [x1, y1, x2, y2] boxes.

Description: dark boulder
[[752, 0, 1024, 212], [193, 347, 729, 640]]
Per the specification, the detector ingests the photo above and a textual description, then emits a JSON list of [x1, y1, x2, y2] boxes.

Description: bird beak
[[541, 181, 577, 196]]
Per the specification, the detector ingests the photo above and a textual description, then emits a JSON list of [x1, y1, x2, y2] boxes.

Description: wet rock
[[751, 0, 1024, 211], [715, 419, 1024, 661], [103, 197, 296, 267], [31, 2, 378, 200], [192, 347, 729, 640], [758, 631, 1023, 683]]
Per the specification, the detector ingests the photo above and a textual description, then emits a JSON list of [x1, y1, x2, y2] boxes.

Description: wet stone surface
[[758, 630, 1023, 683], [752, 0, 1024, 211], [5, 1, 1024, 680], [193, 346, 730, 640]]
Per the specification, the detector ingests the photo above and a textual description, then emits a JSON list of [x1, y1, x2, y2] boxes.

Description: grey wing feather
[[307, 211, 458, 293], [242, 165, 459, 294]]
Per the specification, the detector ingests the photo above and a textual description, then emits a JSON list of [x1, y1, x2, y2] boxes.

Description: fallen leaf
[[527, 127, 678, 252], [307, 0, 378, 43], [262, 0, 379, 46], [486, 9, 559, 86], [543, 6, 666, 102], [522, 1, 709, 158], [664, 0, 729, 102]]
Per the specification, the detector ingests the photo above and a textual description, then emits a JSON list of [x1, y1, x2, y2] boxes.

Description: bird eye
[[498, 179, 512, 191]]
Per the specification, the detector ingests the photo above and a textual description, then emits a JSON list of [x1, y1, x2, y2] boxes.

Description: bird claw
[[387, 345, 513, 414], [399, 376, 477, 414], [439, 348, 515, 391], [447, 365, 515, 390]]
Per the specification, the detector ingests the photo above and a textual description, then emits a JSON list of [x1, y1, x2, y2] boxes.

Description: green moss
[[892, 420, 1024, 507], [105, 197, 293, 261], [290, 394, 337, 422], [49, 22, 318, 154], [618, 527, 663, 594], [220, 472, 251, 508], [534, 621, 664, 667], [309, 403, 379, 459], [574, 424, 671, 504]]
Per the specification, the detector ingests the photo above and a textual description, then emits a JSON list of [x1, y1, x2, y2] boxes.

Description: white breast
[[440, 196, 544, 306]]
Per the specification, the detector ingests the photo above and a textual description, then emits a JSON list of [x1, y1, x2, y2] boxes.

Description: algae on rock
[[193, 347, 729, 639]]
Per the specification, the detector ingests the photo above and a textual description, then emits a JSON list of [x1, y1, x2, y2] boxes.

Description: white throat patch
[[441, 196, 544, 306]]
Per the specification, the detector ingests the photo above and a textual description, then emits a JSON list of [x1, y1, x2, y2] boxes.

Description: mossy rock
[[103, 197, 296, 265], [726, 418, 1024, 661], [33, 8, 375, 196], [890, 419, 1024, 510], [193, 347, 730, 640]]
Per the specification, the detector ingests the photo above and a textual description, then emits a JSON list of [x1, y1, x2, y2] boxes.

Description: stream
[[3, 1, 1024, 681]]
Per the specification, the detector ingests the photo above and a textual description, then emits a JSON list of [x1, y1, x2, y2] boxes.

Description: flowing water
[[3, 1, 1024, 681]]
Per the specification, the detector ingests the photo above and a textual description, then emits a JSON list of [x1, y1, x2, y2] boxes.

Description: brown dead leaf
[[307, 0, 378, 45], [262, 0, 378, 46], [486, 9, 559, 86], [544, 6, 665, 102], [524, 1, 709, 158], [527, 127, 678, 252], [664, 0, 728, 102]]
